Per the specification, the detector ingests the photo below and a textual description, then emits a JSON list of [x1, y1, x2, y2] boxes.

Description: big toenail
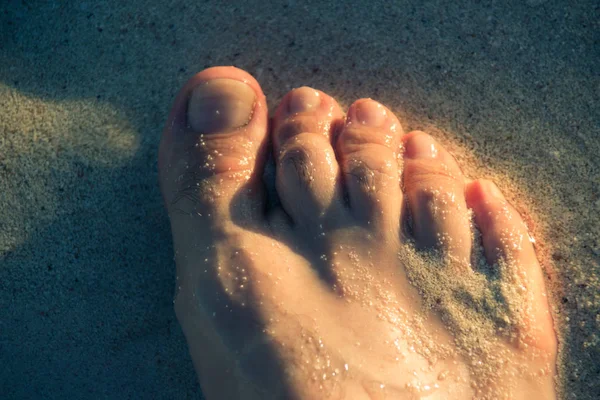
[[405, 134, 439, 159], [288, 87, 321, 114], [352, 100, 387, 127], [187, 78, 255, 133]]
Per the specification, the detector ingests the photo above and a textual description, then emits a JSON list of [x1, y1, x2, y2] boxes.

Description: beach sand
[[1, 0, 598, 398]]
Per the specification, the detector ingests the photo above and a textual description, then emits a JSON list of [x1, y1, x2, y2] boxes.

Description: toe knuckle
[[348, 163, 376, 191], [280, 147, 314, 185], [404, 161, 460, 190], [165, 138, 257, 213], [338, 125, 393, 151], [277, 117, 326, 143], [346, 155, 397, 191]]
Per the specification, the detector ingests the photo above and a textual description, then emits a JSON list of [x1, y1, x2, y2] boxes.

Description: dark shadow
[[0, 151, 202, 398]]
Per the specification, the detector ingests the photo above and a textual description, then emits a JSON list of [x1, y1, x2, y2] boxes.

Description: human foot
[[159, 67, 557, 399]]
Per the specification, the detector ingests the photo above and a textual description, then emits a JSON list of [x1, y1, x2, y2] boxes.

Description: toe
[[465, 180, 535, 266], [159, 66, 269, 227], [403, 132, 471, 262], [465, 180, 556, 353], [336, 99, 403, 236], [272, 87, 345, 227]]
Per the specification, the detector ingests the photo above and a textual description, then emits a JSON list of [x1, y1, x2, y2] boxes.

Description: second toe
[[272, 87, 346, 229]]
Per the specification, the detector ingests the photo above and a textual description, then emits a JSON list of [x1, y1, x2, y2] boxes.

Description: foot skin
[[159, 67, 557, 399]]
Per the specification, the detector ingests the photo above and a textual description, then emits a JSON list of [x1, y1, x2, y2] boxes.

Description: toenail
[[187, 78, 255, 133], [287, 87, 321, 114], [485, 181, 505, 200], [351, 100, 387, 127], [405, 134, 439, 159]]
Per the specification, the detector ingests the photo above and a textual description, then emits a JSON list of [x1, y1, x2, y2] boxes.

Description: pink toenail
[[486, 182, 505, 200], [405, 134, 439, 159], [187, 78, 255, 133], [352, 100, 387, 127], [288, 87, 321, 114]]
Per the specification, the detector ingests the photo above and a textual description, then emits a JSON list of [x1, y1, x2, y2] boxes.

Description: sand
[[1, 0, 598, 398]]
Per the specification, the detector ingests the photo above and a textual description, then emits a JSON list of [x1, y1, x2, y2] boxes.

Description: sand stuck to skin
[[1, 1, 598, 398]]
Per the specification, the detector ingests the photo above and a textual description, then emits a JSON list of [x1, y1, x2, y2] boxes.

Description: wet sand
[[1, 0, 598, 398]]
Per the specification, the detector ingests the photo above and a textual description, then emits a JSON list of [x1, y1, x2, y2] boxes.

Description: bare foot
[[158, 67, 557, 399]]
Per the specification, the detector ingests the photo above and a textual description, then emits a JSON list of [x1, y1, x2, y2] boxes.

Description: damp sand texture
[[1, 0, 598, 399]]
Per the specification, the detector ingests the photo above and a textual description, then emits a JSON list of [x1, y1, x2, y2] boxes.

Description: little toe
[[403, 132, 471, 263], [465, 179, 556, 352], [336, 99, 404, 236], [159, 66, 269, 228], [272, 87, 345, 227], [465, 180, 537, 266]]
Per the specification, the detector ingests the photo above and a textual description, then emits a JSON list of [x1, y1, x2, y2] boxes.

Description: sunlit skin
[[159, 67, 557, 399]]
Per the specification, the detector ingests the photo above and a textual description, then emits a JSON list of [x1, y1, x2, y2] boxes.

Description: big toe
[[159, 66, 269, 228]]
